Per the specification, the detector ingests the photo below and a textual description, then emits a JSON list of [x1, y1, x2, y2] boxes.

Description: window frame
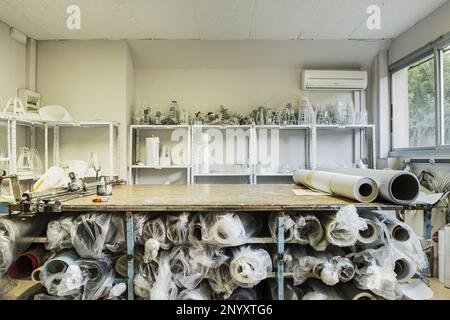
[[389, 31, 450, 157]]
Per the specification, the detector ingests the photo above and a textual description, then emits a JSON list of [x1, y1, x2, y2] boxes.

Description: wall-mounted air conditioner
[[302, 70, 368, 91]]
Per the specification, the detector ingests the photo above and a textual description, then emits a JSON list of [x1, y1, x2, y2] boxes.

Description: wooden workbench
[[61, 184, 403, 212]]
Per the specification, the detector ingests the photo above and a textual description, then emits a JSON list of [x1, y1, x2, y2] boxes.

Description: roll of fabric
[[7, 245, 47, 279], [133, 258, 159, 299], [135, 215, 170, 250], [114, 254, 128, 278], [70, 214, 113, 258], [293, 169, 379, 203], [46, 216, 76, 251], [268, 213, 295, 242], [177, 282, 212, 300], [301, 279, 344, 300], [357, 216, 382, 246], [208, 263, 237, 299], [319, 168, 420, 205], [77, 259, 113, 300], [202, 213, 259, 247], [0, 215, 48, 275], [166, 213, 190, 245], [320, 206, 367, 247], [339, 282, 377, 300], [170, 246, 208, 290], [292, 214, 328, 251], [268, 279, 302, 300], [187, 214, 206, 247], [149, 253, 178, 300], [228, 287, 258, 300], [34, 250, 78, 283], [104, 215, 126, 253], [229, 246, 272, 288]]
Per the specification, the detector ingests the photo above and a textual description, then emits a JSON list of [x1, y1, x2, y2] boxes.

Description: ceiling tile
[[193, 0, 255, 40]]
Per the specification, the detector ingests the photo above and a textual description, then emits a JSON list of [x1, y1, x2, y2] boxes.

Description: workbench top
[[60, 184, 403, 212]]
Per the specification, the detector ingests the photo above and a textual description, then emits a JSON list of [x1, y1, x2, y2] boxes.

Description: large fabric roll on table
[[318, 168, 420, 205], [293, 169, 379, 203]]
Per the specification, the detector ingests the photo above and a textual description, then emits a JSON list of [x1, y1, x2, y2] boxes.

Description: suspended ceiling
[[0, 0, 447, 40]]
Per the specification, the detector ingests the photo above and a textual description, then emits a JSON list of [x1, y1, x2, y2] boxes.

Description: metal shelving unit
[[46, 121, 120, 178], [128, 124, 376, 185], [129, 125, 191, 184]]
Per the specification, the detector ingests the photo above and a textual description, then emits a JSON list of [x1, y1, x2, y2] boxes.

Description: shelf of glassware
[[49, 121, 120, 179], [129, 125, 191, 185]]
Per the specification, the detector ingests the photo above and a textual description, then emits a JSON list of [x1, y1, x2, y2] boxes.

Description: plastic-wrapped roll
[[393, 255, 417, 283], [46, 216, 76, 251], [187, 214, 206, 247], [301, 279, 344, 300], [114, 254, 128, 278], [339, 282, 377, 300], [332, 257, 355, 283], [7, 245, 47, 279], [293, 169, 379, 203], [133, 257, 159, 299], [190, 245, 228, 269], [208, 263, 237, 299], [70, 214, 114, 258], [268, 213, 295, 242], [292, 214, 328, 251], [76, 259, 113, 300], [357, 216, 382, 246], [320, 206, 367, 247], [229, 246, 272, 288], [33, 250, 78, 282], [228, 287, 258, 300], [177, 282, 211, 300], [149, 253, 178, 300], [268, 279, 302, 300], [202, 213, 259, 247], [319, 168, 420, 205], [166, 213, 190, 245], [0, 215, 48, 275], [104, 215, 126, 253], [134, 214, 170, 250], [170, 246, 208, 290], [386, 222, 410, 242]]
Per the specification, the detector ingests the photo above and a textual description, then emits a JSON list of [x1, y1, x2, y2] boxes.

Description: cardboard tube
[[357, 218, 381, 245], [293, 169, 379, 203]]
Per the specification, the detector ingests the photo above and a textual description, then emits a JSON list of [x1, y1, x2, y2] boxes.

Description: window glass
[[392, 56, 436, 148], [444, 48, 450, 144]]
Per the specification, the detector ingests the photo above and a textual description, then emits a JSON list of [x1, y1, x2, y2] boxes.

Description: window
[[444, 47, 450, 144], [390, 34, 450, 155], [392, 56, 436, 149]]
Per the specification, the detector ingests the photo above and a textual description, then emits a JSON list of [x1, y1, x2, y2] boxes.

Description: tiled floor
[[430, 278, 450, 300]]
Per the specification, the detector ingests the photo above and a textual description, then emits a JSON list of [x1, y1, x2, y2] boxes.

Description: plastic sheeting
[[320, 206, 367, 247], [166, 213, 190, 245], [208, 263, 237, 299], [170, 246, 209, 290], [0, 215, 48, 275], [201, 213, 259, 247], [177, 282, 212, 300], [46, 216, 76, 251], [134, 214, 170, 250], [301, 279, 344, 300], [268, 213, 296, 242], [292, 214, 328, 251], [229, 246, 272, 288], [71, 213, 125, 258]]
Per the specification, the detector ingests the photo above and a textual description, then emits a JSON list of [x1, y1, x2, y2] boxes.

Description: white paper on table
[[292, 189, 328, 196], [414, 192, 446, 205]]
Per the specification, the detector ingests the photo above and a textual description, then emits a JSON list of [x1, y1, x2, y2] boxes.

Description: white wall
[[0, 20, 26, 103], [389, 0, 450, 64], [36, 40, 133, 178]]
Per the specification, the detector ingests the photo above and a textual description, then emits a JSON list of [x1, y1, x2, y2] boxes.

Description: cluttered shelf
[[60, 184, 404, 212]]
